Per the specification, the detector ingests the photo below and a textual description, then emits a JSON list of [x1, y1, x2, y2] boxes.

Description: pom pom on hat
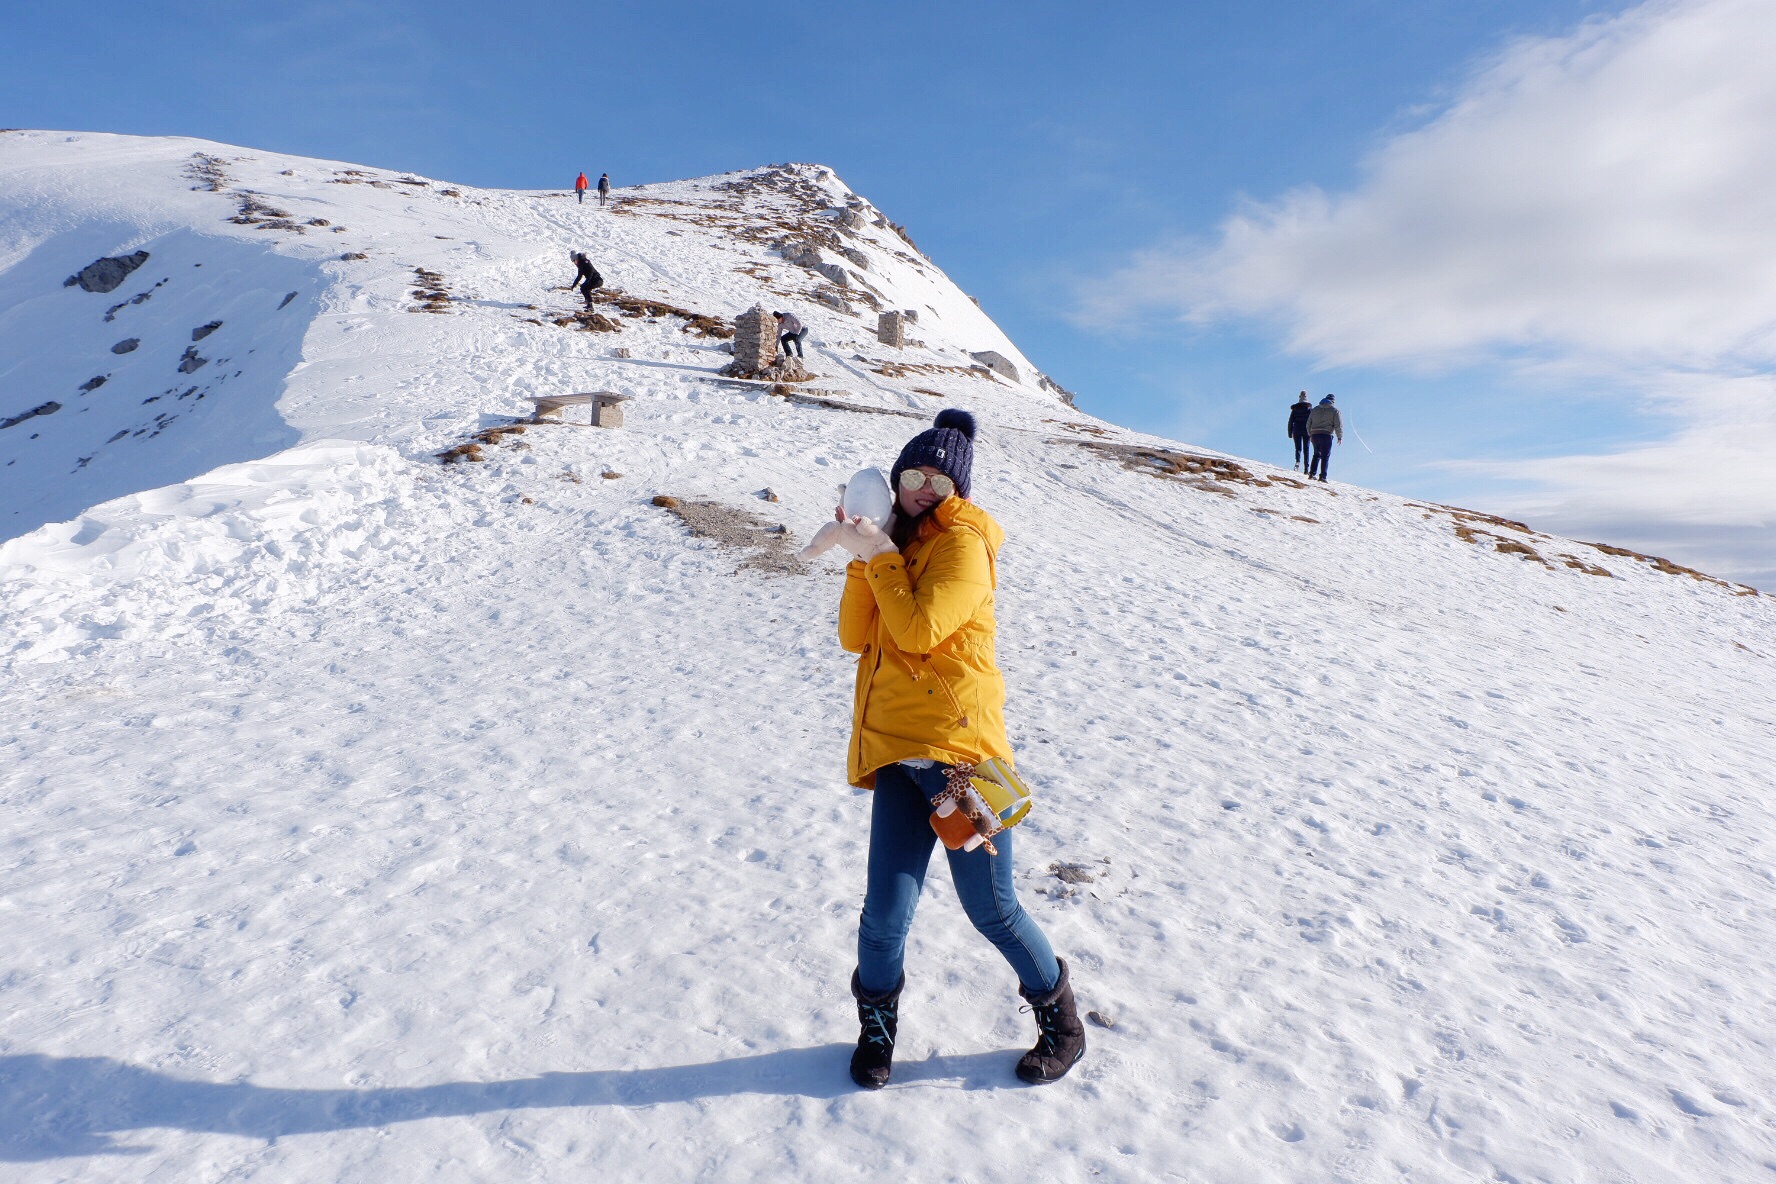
[[932, 408, 977, 439], [892, 410, 978, 501]]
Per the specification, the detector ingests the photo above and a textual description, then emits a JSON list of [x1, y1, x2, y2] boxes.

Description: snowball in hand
[[841, 467, 893, 529]]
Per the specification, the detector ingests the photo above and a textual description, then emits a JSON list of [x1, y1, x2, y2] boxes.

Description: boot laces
[[1028, 1000, 1065, 1055], [859, 1001, 895, 1050]]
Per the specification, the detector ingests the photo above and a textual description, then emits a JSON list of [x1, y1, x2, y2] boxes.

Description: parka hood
[[929, 497, 1005, 561]]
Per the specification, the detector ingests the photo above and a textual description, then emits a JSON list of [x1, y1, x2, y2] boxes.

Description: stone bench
[[526, 392, 630, 427]]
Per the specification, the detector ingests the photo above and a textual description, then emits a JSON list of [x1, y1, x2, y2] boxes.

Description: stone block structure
[[729, 305, 778, 372], [877, 311, 908, 348]]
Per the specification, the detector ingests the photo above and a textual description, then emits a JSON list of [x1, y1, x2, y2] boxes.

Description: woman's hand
[[837, 516, 898, 560]]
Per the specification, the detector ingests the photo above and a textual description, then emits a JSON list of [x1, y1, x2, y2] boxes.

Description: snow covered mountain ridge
[[2, 131, 1773, 1182]]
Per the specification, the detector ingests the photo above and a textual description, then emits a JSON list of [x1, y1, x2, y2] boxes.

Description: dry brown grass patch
[[1557, 554, 1614, 577], [1577, 540, 1737, 589], [585, 291, 733, 338], [552, 311, 623, 332], [1042, 419, 1112, 438], [652, 496, 805, 575], [1069, 441, 1281, 495]]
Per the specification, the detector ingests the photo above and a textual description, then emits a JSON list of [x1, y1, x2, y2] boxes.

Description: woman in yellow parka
[[831, 409, 1085, 1090]]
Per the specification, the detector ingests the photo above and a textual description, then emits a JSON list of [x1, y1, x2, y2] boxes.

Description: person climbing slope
[[829, 409, 1086, 1090], [597, 173, 611, 205], [574, 172, 588, 204], [1287, 391, 1312, 472], [1306, 394, 1343, 482], [568, 251, 602, 310]]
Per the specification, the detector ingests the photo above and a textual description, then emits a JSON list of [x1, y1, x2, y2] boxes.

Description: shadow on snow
[[0, 1046, 1020, 1160]]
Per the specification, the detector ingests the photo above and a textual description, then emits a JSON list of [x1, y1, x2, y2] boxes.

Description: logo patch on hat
[[936, 448, 945, 458]]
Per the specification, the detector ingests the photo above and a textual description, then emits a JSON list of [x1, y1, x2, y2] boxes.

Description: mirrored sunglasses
[[898, 470, 956, 498]]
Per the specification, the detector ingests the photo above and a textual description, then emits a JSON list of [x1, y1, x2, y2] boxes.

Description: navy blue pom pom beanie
[[892, 409, 977, 500]]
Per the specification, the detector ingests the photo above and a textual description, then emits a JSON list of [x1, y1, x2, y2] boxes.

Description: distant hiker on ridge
[[574, 172, 588, 204], [773, 310, 808, 359], [1287, 391, 1312, 472], [829, 409, 1087, 1091], [1306, 394, 1343, 482], [597, 173, 611, 205], [568, 251, 602, 310]]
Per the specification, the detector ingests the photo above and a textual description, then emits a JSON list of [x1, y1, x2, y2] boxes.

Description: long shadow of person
[[0, 1046, 1016, 1161]]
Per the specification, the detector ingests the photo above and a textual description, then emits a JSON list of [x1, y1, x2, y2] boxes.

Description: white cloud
[[1085, 0, 1776, 585]]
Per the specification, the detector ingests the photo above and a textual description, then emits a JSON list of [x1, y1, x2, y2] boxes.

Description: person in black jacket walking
[[1287, 392, 1312, 471], [568, 251, 602, 309], [597, 173, 611, 205]]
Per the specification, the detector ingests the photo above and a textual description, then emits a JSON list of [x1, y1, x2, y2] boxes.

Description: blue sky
[[6, 0, 1771, 586]]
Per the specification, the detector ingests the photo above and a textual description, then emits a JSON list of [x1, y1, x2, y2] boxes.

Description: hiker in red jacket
[[574, 172, 588, 204]]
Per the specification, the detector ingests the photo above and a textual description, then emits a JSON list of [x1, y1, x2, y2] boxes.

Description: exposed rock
[[178, 347, 208, 374], [340, 252, 368, 261], [749, 355, 813, 383], [1038, 372, 1078, 407], [1, 401, 61, 430], [838, 246, 869, 271], [610, 347, 632, 358], [192, 320, 223, 341], [79, 376, 107, 393], [111, 338, 140, 354], [279, 292, 299, 308], [66, 250, 151, 293], [836, 207, 868, 232], [877, 311, 908, 348], [814, 262, 850, 288], [901, 309, 919, 323], [103, 289, 156, 321], [970, 350, 1019, 383], [813, 291, 855, 316], [781, 242, 823, 268]]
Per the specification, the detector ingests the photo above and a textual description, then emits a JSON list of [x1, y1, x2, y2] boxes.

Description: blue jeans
[[856, 763, 1060, 996], [1309, 433, 1333, 480]]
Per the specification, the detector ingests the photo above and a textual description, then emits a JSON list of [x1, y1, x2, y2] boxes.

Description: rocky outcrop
[[65, 251, 150, 293], [1, 401, 61, 430], [970, 350, 1019, 383]]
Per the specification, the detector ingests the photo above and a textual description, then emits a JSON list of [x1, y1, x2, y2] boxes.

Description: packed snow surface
[[3, 131, 1774, 1183]]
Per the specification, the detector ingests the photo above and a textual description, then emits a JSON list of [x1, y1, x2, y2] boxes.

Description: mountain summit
[[2, 131, 1773, 1182]]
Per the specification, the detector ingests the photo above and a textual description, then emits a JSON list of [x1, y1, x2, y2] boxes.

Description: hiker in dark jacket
[[774, 310, 808, 358], [1287, 392, 1312, 471], [597, 173, 611, 204], [569, 251, 603, 309], [1305, 395, 1343, 482]]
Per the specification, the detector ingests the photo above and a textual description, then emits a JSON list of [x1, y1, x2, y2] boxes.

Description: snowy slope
[[2, 131, 1774, 1184]]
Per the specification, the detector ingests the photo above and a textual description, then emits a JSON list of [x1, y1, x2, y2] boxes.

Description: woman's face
[[898, 465, 949, 517]]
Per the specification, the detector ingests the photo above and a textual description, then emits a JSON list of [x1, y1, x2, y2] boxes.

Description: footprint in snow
[[1553, 915, 1589, 943], [1669, 1090, 1714, 1117]]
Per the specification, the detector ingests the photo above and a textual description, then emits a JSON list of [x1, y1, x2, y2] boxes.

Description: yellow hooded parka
[[838, 496, 1014, 787]]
